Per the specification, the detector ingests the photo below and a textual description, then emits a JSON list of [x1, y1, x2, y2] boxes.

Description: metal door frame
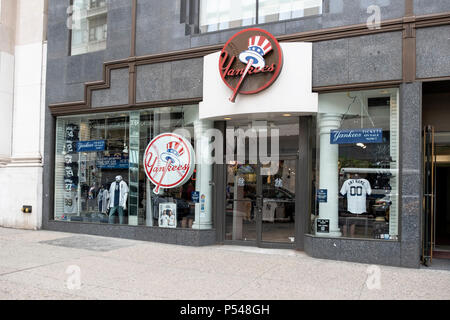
[[422, 125, 436, 266]]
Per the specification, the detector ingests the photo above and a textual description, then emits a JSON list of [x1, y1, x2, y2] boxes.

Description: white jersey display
[[63, 191, 78, 215], [340, 179, 372, 214]]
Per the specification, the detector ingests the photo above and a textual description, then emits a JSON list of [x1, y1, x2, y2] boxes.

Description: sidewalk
[[0, 227, 449, 300]]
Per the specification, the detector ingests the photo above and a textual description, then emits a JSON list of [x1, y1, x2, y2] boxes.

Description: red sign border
[[219, 27, 284, 95], [143, 133, 193, 189]]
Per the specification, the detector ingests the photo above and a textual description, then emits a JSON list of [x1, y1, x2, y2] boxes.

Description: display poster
[[159, 203, 177, 228], [200, 194, 206, 216], [316, 219, 330, 233]]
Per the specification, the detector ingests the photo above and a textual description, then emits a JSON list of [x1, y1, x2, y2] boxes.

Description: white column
[[192, 119, 213, 229], [0, 51, 14, 162], [317, 114, 342, 237]]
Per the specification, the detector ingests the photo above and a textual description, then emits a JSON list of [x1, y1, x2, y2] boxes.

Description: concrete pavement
[[0, 227, 449, 300]]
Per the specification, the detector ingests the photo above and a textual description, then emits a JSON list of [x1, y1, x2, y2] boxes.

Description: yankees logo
[[143, 133, 195, 194], [219, 28, 283, 102]]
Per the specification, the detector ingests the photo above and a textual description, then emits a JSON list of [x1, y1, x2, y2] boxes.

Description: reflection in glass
[[259, 0, 322, 23], [199, 0, 323, 33], [71, 0, 107, 55], [200, 0, 257, 33]]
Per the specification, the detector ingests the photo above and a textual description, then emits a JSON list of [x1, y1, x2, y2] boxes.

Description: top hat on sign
[[238, 35, 273, 69], [161, 141, 184, 166]]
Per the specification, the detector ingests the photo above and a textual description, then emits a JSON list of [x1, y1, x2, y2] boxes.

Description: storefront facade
[[43, 0, 450, 268]]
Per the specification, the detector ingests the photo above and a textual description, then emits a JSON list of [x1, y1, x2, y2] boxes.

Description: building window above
[[70, 0, 107, 56], [199, 0, 322, 33]]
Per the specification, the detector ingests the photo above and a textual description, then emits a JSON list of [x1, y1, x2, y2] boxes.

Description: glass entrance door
[[225, 163, 259, 243], [225, 157, 297, 246], [224, 119, 299, 247], [261, 157, 297, 244]]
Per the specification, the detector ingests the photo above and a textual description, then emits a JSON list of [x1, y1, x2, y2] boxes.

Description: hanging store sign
[[143, 133, 195, 194], [219, 28, 283, 103], [77, 140, 106, 152], [330, 129, 383, 145], [96, 155, 129, 169]]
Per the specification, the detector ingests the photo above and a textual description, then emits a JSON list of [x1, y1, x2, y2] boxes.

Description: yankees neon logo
[[143, 133, 195, 194]]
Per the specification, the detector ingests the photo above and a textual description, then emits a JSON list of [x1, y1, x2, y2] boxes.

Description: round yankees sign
[[143, 133, 195, 194], [219, 28, 283, 102]]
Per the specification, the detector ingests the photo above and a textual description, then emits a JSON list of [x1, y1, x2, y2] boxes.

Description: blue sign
[[77, 140, 106, 152], [96, 156, 129, 169], [317, 189, 328, 203], [330, 129, 383, 145], [191, 191, 200, 203]]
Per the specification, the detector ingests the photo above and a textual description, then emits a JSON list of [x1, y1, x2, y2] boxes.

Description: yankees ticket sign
[[330, 129, 383, 145], [143, 133, 195, 194], [219, 28, 283, 102]]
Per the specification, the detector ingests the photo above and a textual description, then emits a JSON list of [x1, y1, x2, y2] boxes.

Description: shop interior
[[313, 88, 399, 241], [423, 81, 450, 257], [224, 118, 299, 245], [55, 107, 198, 228]]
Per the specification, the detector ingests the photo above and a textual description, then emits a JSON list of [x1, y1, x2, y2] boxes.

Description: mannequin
[[108, 175, 129, 224], [97, 184, 109, 214]]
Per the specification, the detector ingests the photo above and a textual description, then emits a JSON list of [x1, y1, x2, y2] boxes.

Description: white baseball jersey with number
[[63, 191, 78, 215], [340, 179, 372, 214]]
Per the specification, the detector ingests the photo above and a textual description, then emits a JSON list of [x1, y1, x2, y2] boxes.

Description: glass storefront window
[[54, 105, 213, 230], [70, 0, 107, 55], [200, 0, 257, 33], [258, 0, 322, 24], [199, 0, 322, 33], [312, 88, 399, 241]]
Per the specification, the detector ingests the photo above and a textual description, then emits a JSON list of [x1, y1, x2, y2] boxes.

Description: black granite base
[[304, 234, 420, 268], [45, 221, 217, 247]]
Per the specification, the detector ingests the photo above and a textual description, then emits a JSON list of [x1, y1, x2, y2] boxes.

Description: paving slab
[[0, 227, 449, 300]]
